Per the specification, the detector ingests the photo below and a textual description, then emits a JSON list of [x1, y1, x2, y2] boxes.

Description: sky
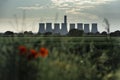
[[0, 0, 120, 33]]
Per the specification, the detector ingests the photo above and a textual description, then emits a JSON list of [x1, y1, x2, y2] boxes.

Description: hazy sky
[[0, 0, 120, 33]]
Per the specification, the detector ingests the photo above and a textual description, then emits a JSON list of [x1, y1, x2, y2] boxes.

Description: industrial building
[[38, 23, 45, 33], [61, 23, 68, 35], [38, 15, 99, 35], [84, 24, 90, 33], [77, 23, 83, 30], [46, 23, 52, 33], [69, 23, 75, 31], [53, 23, 60, 34], [91, 23, 98, 33], [60, 15, 68, 35]]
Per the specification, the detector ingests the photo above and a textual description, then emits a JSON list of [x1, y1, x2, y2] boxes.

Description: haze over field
[[0, 0, 120, 33]]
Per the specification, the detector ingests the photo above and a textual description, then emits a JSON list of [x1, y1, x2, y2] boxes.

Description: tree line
[[0, 29, 120, 37]]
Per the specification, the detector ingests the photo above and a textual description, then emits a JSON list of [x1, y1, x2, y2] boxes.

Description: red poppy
[[39, 47, 48, 58], [30, 49, 37, 56], [30, 49, 40, 59], [18, 45, 27, 54]]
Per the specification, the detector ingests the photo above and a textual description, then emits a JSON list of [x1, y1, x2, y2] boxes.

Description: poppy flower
[[30, 49, 40, 59], [39, 47, 48, 58], [18, 45, 27, 54], [30, 49, 37, 56]]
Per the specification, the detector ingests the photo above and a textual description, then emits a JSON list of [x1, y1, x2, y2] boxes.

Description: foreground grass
[[0, 36, 120, 80]]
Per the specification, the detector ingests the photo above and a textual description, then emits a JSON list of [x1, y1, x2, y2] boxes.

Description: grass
[[0, 36, 120, 80]]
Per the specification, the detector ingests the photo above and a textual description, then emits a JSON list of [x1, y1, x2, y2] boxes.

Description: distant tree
[[101, 31, 107, 35], [24, 31, 28, 34], [0, 33, 4, 37], [24, 31, 33, 35], [115, 30, 120, 36], [37, 32, 41, 35], [90, 32, 100, 36], [44, 32, 52, 36], [86, 32, 92, 35], [96, 32, 100, 35], [4, 31, 14, 36], [110, 30, 120, 36], [28, 31, 33, 35], [68, 29, 84, 36], [17, 33, 24, 37], [53, 33, 61, 36]]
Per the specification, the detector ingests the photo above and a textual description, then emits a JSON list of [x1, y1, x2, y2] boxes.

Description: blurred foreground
[[0, 37, 120, 80]]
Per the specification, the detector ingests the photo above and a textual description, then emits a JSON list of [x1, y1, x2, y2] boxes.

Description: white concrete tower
[[38, 23, 45, 33], [46, 23, 52, 33], [77, 23, 83, 30], [91, 23, 98, 33], [84, 24, 90, 33], [69, 23, 75, 31], [54, 23, 60, 34]]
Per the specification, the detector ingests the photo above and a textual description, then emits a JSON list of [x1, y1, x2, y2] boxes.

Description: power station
[[53, 23, 60, 34], [38, 15, 99, 35], [77, 23, 83, 30], [38, 23, 45, 33], [91, 23, 98, 33], [60, 15, 68, 35], [70, 23, 75, 31], [84, 24, 90, 33], [46, 23, 52, 33]]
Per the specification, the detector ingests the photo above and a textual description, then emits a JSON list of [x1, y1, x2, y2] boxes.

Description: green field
[[0, 36, 120, 80]]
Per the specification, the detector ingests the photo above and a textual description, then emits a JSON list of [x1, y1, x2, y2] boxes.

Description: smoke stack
[[64, 15, 67, 24], [60, 15, 68, 35], [104, 18, 110, 34]]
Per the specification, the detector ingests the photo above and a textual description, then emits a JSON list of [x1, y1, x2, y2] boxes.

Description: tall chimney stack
[[64, 15, 67, 24]]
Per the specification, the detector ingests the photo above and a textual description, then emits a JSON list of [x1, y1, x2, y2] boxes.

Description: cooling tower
[[38, 23, 45, 33], [69, 23, 75, 31], [61, 23, 68, 35], [46, 23, 52, 33], [91, 23, 98, 33], [54, 23, 60, 34], [84, 24, 90, 33], [77, 23, 83, 30]]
